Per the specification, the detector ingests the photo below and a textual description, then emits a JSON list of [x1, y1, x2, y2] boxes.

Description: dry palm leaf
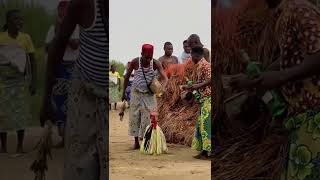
[[30, 121, 53, 180]]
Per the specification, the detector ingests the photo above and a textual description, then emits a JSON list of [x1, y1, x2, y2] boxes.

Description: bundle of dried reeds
[[30, 121, 53, 180], [157, 60, 200, 146]]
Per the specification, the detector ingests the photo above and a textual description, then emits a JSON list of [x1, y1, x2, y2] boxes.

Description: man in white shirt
[[179, 40, 191, 64], [44, 0, 80, 148]]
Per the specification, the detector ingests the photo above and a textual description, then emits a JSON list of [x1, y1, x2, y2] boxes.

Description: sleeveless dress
[[129, 58, 157, 138], [63, 0, 108, 180]]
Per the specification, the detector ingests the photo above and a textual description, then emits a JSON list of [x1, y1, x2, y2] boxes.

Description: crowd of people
[[114, 34, 212, 159], [3, 0, 320, 179], [0, 0, 211, 179]]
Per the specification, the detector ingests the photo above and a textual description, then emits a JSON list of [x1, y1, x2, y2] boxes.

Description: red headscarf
[[141, 44, 154, 59]]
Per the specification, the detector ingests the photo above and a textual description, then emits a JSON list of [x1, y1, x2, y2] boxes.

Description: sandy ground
[[0, 103, 210, 180], [109, 103, 211, 180]]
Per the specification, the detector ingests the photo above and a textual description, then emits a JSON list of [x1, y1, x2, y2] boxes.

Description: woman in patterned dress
[[231, 0, 320, 178], [109, 64, 121, 110], [0, 9, 36, 154], [181, 46, 212, 159]]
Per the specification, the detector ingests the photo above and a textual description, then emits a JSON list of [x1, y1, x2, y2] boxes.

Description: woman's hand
[[39, 98, 54, 127], [230, 73, 261, 89], [180, 85, 190, 91], [257, 71, 285, 90], [121, 93, 127, 102], [191, 83, 202, 90]]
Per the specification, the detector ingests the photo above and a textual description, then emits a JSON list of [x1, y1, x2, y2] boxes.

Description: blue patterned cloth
[[125, 80, 133, 102], [51, 61, 75, 128]]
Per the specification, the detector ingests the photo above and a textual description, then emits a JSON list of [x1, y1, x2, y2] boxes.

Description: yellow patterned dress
[[0, 32, 34, 132], [109, 71, 120, 103], [275, 1, 320, 179], [191, 58, 212, 152]]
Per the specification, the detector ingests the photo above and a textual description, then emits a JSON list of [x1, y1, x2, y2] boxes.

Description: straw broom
[[140, 112, 168, 155], [30, 120, 53, 180]]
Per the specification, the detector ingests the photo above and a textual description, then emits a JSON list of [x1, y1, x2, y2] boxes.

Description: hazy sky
[[110, 0, 211, 64]]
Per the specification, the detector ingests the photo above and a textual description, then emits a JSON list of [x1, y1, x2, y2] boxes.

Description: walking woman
[[0, 9, 37, 154], [109, 64, 121, 110], [122, 44, 168, 149]]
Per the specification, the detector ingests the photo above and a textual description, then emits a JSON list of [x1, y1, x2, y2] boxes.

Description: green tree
[[110, 60, 126, 77], [0, 0, 55, 47]]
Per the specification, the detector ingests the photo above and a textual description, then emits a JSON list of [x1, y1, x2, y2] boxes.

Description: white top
[[0, 44, 26, 73], [179, 51, 191, 64], [45, 25, 80, 61]]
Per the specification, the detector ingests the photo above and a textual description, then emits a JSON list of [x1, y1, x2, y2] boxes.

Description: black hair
[[164, 41, 172, 48], [188, 34, 200, 40], [191, 46, 204, 55], [2, 9, 20, 31], [188, 34, 203, 47], [183, 40, 188, 44]]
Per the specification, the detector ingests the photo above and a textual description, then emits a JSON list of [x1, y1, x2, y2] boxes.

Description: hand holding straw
[[30, 120, 53, 180], [119, 102, 126, 121]]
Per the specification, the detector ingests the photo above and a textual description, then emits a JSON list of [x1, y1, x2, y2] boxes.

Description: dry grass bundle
[[213, 0, 277, 75], [158, 104, 199, 146], [212, 132, 288, 180], [157, 60, 200, 146], [30, 121, 53, 180], [212, 0, 288, 179]]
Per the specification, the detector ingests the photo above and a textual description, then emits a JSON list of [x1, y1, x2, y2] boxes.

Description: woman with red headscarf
[[122, 44, 168, 149], [44, 0, 79, 148]]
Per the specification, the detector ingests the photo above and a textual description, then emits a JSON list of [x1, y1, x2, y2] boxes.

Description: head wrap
[[141, 44, 154, 59]]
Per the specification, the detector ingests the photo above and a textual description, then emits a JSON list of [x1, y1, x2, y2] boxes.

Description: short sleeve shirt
[[0, 31, 35, 54]]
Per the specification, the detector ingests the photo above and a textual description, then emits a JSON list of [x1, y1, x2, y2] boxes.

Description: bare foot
[[193, 151, 208, 160], [133, 143, 140, 150]]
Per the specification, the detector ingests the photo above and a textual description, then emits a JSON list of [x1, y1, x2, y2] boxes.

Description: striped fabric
[[76, 0, 109, 87], [132, 57, 155, 92]]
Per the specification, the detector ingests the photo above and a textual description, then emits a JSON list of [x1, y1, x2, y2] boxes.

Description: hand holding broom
[[30, 120, 53, 180], [119, 102, 126, 121]]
